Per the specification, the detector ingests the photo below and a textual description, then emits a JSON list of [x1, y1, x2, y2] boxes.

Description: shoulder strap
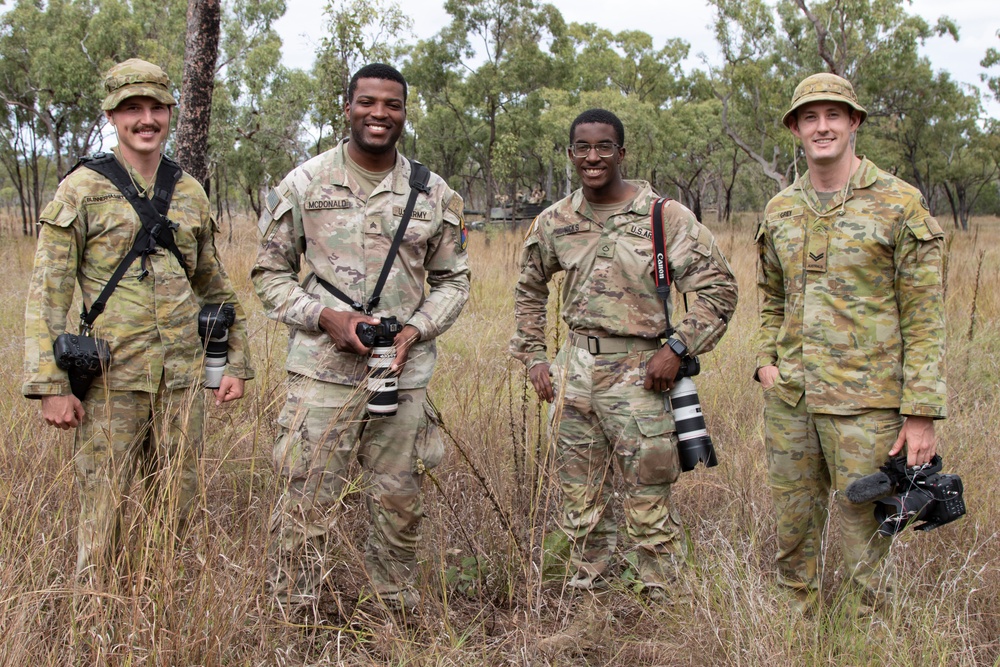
[[76, 153, 185, 330], [316, 157, 432, 315], [650, 197, 675, 338], [81, 153, 187, 272]]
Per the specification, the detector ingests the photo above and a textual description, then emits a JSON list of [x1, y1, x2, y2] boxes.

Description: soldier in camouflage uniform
[[22, 59, 254, 583], [252, 63, 469, 615], [511, 109, 738, 601], [755, 73, 946, 612]]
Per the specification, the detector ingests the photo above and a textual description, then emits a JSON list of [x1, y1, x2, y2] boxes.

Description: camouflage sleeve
[[250, 181, 326, 332], [22, 197, 82, 398], [510, 219, 558, 369], [894, 203, 947, 418], [406, 190, 471, 341], [754, 219, 784, 370], [663, 202, 738, 356], [189, 213, 255, 381]]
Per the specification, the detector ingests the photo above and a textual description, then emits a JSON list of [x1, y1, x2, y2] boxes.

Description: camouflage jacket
[[252, 140, 470, 389], [511, 181, 738, 369], [754, 157, 947, 417], [23, 149, 254, 398]]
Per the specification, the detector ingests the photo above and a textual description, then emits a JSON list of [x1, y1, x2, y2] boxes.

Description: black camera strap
[[314, 158, 432, 315], [68, 153, 183, 331], [650, 197, 675, 338]]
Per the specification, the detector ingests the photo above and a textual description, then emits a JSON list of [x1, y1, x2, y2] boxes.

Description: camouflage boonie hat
[[782, 73, 867, 128], [101, 58, 177, 111]]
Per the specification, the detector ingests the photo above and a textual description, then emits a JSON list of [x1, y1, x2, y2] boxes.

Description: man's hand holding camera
[[644, 345, 683, 393], [889, 415, 936, 467], [41, 394, 85, 430], [319, 307, 380, 355]]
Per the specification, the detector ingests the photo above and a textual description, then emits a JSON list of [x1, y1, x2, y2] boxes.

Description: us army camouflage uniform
[[252, 139, 469, 610], [511, 181, 737, 593], [23, 146, 254, 579], [755, 157, 946, 601]]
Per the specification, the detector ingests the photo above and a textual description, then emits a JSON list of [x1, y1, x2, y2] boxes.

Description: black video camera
[[845, 455, 966, 536], [668, 355, 718, 472], [53, 333, 112, 401], [355, 316, 404, 416]]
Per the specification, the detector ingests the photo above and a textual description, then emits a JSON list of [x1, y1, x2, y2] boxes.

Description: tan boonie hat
[[782, 73, 867, 128], [101, 58, 177, 111]]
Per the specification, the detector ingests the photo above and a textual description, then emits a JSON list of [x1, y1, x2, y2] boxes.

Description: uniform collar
[[793, 156, 878, 211], [570, 180, 657, 221], [331, 139, 407, 196]]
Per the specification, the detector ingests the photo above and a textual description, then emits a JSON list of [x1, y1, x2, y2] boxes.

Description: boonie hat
[[782, 73, 867, 128], [101, 58, 177, 111]]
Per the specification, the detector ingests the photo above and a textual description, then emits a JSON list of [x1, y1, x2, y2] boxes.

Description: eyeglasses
[[569, 142, 620, 158]]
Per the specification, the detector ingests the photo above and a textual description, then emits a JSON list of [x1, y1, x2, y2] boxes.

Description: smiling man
[[754, 73, 947, 614], [23, 58, 253, 588], [511, 109, 737, 621], [252, 63, 470, 619]]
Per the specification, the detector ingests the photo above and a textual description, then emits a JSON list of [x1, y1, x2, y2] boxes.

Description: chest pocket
[[381, 200, 438, 249], [765, 207, 808, 294], [550, 221, 599, 271], [614, 230, 655, 284]]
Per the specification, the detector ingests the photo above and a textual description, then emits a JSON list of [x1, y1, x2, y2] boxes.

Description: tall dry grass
[[1, 214, 998, 666]]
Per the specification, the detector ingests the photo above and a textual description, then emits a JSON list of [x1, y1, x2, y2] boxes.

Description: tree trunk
[[174, 0, 221, 191]]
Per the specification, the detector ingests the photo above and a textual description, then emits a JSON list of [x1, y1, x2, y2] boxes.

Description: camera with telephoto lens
[[53, 333, 112, 401], [356, 316, 404, 417], [845, 454, 966, 536], [666, 355, 718, 472], [198, 304, 236, 389]]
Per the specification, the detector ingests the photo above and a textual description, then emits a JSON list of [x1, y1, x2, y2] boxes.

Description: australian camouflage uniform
[[755, 156, 947, 601], [23, 145, 254, 579], [252, 139, 470, 611], [511, 180, 738, 594]]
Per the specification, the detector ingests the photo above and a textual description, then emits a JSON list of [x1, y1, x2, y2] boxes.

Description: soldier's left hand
[[889, 415, 936, 467], [644, 346, 682, 393], [389, 325, 421, 375], [214, 376, 245, 405]]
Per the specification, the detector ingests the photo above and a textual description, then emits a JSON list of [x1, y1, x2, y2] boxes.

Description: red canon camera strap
[[650, 197, 675, 337]]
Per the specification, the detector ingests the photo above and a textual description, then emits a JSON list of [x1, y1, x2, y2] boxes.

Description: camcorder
[[198, 304, 236, 389], [54, 333, 112, 401], [845, 454, 966, 536], [356, 316, 404, 417], [667, 355, 717, 472]]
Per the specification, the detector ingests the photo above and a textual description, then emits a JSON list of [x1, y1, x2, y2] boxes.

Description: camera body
[[355, 316, 404, 416], [54, 333, 112, 401], [847, 455, 966, 536], [198, 304, 236, 389], [667, 355, 718, 472]]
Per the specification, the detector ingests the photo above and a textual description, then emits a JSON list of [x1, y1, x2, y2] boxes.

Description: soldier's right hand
[[40, 394, 85, 429], [528, 362, 554, 403], [757, 365, 779, 390], [318, 307, 380, 355]]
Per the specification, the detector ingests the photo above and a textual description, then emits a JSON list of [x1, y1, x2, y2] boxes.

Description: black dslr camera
[[355, 316, 404, 416], [667, 355, 718, 472], [198, 304, 236, 389], [845, 455, 966, 536], [53, 333, 112, 401]]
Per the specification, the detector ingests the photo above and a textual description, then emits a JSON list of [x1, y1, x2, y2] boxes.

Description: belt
[[569, 332, 661, 355]]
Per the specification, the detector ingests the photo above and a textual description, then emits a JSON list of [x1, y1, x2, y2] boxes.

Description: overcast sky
[[274, 0, 1000, 118]]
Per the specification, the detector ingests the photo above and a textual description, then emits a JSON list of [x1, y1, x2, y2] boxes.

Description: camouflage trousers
[[548, 344, 684, 592], [764, 391, 902, 599], [74, 376, 205, 583], [268, 374, 444, 610]]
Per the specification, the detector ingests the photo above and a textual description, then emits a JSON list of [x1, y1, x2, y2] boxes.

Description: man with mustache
[[253, 63, 470, 619], [23, 58, 254, 587]]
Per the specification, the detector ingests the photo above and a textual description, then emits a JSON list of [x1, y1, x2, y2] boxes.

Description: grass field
[[1, 214, 998, 666]]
